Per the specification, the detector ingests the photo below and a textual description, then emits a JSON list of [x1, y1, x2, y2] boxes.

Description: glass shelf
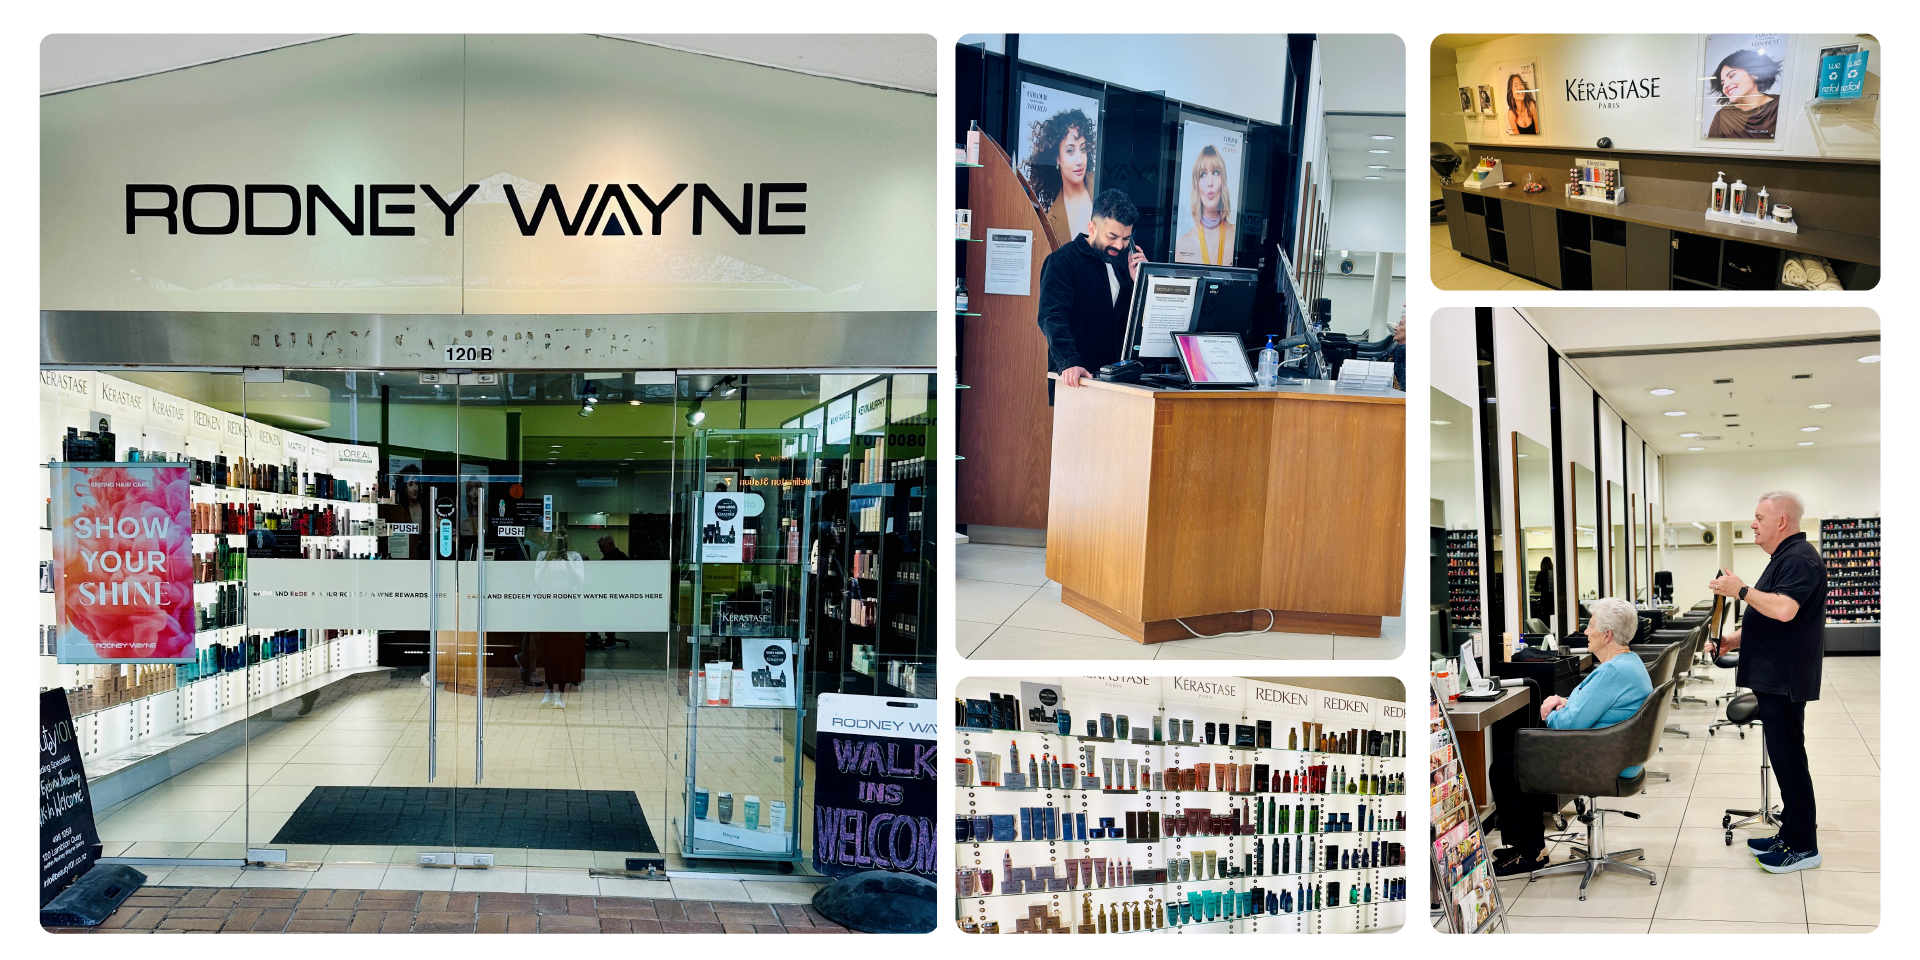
[[1805, 93, 1878, 111], [956, 161, 984, 168]]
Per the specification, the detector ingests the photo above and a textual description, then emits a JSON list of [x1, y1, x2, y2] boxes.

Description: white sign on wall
[[825, 395, 853, 446], [854, 382, 888, 436]]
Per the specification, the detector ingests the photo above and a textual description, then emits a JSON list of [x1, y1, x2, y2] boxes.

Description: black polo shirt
[[1735, 531, 1827, 701]]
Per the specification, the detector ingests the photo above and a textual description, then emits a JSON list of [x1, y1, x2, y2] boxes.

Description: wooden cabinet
[[1529, 204, 1561, 288]]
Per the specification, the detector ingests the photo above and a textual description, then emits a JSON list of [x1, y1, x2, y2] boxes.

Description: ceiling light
[[1800, 426, 1820, 432], [1367, 149, 1390, 154], [1798, 441, 1816, 446], [1858, 354, 1880, 363], [1809, 403, 1831, 409], [1690, 522, 1706, 531], [1369, 135, 1395, 141], [1431, 419, 1452, 425], [1662, 410, 1687, 417], [629, 400, 642, 406], [1687, 446, 1705, 451], [1679, 432, 1700, 438], [1364, 176, 1382, 180], [1648, 387, 1676, 396], [686, 407, 706, 427], [1368, 164, 1388, 169], [1517, 453, 1528, 458]]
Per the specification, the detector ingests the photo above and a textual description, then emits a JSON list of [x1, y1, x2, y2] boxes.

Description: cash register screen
[[1172, 332, 1255, 386]]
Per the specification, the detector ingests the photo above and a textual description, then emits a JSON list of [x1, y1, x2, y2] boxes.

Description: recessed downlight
[[1800, 426, 1821, 432], [1687, 446, 1705, 451], [1648, 387, 1676, 396], [1368, 164, 1389, 169], [1809, 403, 1832, 409], [1858, 354, 1881, 363], [1663, 410, 1688, 417]]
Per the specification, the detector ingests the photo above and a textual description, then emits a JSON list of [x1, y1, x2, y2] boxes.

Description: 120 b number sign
[[445, 346, 494, 363]]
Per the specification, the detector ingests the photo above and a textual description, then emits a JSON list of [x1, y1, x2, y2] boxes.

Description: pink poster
[[52, 464, 195, 663]]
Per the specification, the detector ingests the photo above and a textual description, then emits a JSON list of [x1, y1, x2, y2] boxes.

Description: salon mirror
[[1513, 434, 1554, 635], [1608, 480, 1628, 600], [1431, 389, 1479, 656], [1572, 463, 1597, 624]]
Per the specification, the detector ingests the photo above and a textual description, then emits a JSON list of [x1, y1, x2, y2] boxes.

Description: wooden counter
[[1045, 376, 1405, 643]]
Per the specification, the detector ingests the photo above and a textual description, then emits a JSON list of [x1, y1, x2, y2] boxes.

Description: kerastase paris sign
[[125, 182, 810, 237], [1564, 77, 1662, 108]]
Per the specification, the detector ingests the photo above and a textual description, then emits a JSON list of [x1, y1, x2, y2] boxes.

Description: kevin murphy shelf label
[[51, 464, 194, 663]]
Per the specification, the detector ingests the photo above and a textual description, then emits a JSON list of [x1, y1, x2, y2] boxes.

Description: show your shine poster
[[52, 463, 195, 663]]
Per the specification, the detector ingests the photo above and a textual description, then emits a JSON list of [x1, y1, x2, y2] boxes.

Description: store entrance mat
[[271, 786, 659, 852]]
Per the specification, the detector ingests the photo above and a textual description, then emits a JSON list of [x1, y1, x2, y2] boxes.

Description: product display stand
[[1445, 530, 1483, 629], [1429, 685, 1508, 934], [955, 678, 1409, 934], [680, 427, 814, 866], [1820, 518, 1880, 623]]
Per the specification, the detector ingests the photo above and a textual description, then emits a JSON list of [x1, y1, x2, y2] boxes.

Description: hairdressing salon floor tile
[[1800, 870, 1880, 927], [1156, 630, 1337, 660], [956, 543, 1049, 586], [159, 865, 246, 887], [1648, 919, 1809, 934], [1809, 924, 1877, 934], [1502, 864, 1664, 919], [1653, 866, 1807, 923], [1503, 915, 1651, 934], [451, 866, 528, 892], [1430, 248, 1476, 283], [1330, 634, 1406, 660], [954, 618, 995, 656], [955, 578, 1042, 624], [308, 864, 392, 889], [1003, 583, 1135, 641], [1551, 826, 1678, 867], [376, 865, 459, 891], [966, 624, 1159, 661]]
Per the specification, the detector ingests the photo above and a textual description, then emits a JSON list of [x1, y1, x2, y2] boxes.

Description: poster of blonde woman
[[1016, 81, 1102, 246], [1173, 119, 1245, 265]]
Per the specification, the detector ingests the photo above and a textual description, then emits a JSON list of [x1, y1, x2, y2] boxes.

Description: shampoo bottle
[[1756, 186, 1771, 221], [1712, 172, 1728, 213], [1731, 176, 1747, 215]]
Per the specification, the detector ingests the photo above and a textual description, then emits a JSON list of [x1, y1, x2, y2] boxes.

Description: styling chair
[[1626, 641, 1686, 783], [1713, 682, 1782, 846], [1643, 626, 1704, 737], [1707, 649, 1754, 735], [1514, 679, 1675, 900]]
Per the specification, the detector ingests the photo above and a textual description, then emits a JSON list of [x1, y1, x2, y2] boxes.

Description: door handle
[[427, 485, 439, 784], [474, 505, 486, 785]]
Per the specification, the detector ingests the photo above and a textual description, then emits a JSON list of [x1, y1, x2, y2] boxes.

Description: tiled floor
[[1486, 654, 1879, 933], [48, 886, 847, 934], [1430, 222, 1554, 291], [956, 542, 1405, 660], [95, 663, 819, 875]]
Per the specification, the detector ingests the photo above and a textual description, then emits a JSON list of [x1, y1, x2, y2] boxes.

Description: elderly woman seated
[[1488, 596, 1654, 876]]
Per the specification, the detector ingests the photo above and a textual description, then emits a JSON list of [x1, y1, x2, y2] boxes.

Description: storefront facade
[[40, 35, 934, 877]]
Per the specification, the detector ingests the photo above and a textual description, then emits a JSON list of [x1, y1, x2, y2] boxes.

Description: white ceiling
[[42, 34, 936, 96], [1326, 113, 1405, 183], [1318, 35, 1406, 113], [1526, 308, 1879, 456]]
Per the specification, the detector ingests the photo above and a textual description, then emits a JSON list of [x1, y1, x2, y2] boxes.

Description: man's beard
[[1101, 245, 1128, 265]]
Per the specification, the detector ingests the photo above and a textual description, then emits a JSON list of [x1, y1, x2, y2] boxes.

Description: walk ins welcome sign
[[812, 694, 937, 880], [51, 464, 194, 663]]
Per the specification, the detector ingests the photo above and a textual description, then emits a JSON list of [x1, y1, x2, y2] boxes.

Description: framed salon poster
[[1495, 59, 1541, 136], [1014, 78, 1103, 246], [1699, 34, 1795, 149], [1172, 116, 1248, 266]]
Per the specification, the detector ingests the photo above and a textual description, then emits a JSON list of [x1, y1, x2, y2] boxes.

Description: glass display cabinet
[[678, 426, 815, 866]]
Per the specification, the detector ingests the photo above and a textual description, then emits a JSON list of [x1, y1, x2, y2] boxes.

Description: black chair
[[1514, 679, 1676, 900], [1629, 642, 1686, 782], [1714, 680, 1782, 846]]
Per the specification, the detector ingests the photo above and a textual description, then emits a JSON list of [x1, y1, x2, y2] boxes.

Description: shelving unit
[[1430, 685, 1507, 934], [1445, 530, 1483, 629], [1820, 517, 1880, 623], [956, 678, 1409, 935]]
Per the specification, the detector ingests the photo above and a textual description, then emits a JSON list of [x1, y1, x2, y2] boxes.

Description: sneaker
[[1746, 835, 1785, 855], [1491, 849, 1550, 878], [1756, 847, 1821, 874], [552, 693, 565, 708], [540, 690, 554, 705]]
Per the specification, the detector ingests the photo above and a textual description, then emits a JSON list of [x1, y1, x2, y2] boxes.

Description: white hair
[[1586, 597, 1639, 649], [1757, 490, 1806, 526]]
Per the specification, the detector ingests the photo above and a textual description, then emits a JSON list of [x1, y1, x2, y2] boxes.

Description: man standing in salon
[[1709, 490, 1827, 874], [1036, 188, 1149, 401]]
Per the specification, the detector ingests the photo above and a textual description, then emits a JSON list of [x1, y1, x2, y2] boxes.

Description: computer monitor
[[1120, 263, 1260, 365], [1172, 333, 1256, 387]]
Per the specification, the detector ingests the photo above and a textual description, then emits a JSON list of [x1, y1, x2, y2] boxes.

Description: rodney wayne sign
[[125, 182, 810, 237]]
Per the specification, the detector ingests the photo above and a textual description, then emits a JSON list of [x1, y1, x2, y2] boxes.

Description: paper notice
[[1138, 277, 1198, 358], [984, 229, 1034, 295]]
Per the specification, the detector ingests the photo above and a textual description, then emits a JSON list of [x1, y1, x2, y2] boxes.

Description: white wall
[[1493, 308, 1552, 635], [1322, 249, 1406, 336], [1429, 69, 1468, 201], [1432, 307, 1479, 406], [1328, 179, 1407, 255], [1450, 34, 1879, 160], [1318, 36, 1406, 113], [999, 34, 1294, 123], [1664, 445, 1879, 523]]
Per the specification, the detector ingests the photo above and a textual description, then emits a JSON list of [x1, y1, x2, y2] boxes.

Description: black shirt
[[1735, 532, 1826, 701], [1035, 233, 1133, 375]]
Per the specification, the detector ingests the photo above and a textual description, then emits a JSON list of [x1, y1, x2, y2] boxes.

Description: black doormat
[[272, 786, 659, 853]]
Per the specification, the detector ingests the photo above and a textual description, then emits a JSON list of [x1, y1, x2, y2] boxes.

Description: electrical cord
[[1172, 608, 1278, 639]]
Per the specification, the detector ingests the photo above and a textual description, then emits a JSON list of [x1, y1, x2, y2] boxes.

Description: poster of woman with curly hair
[[1015, 81, 1101, 246]]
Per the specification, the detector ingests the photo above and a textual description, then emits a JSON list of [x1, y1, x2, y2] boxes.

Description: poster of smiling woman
[[1016, 81, 1102, 247], [1173, 119, 1246, 266], [1701, 34, 1795, 142]]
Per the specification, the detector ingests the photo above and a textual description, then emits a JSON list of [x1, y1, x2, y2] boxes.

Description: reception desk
[[1045, 376, 1405, 643]]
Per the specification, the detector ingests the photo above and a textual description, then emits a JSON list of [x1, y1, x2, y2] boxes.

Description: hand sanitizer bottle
[[1258, 335, 1280, 387]]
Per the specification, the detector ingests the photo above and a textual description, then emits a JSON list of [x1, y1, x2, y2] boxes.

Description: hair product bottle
[[1731, 176, 1747, 215], [1756, 186, 1771, 221], [1711, 171, 1728, 213]]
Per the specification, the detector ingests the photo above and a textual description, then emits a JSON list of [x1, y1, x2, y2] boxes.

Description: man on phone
[[1036, 188, 1149, 401], [1709, 490, 1827, 874]]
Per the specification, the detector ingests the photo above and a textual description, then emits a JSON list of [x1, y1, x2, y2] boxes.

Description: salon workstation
[[1430, 306, 1879, 934], [1429, 34, 1879, 292], [953, 34, 1408, 660]]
